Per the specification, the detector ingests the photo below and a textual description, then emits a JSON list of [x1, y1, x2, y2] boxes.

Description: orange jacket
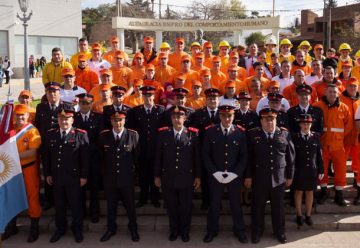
[[155, 65, 176, 85], [204, 55, 214, 68], [103, 50, 129, 66], [220, 56, 230, 74], [312, 79, 345, 99], [91, 100, 113, 114], [74, 67, 99, 92], [111, 66, 133, 89], [70, 51, 92, 69], [89, 83, 116, 102], [218, 79, 248, 95], [337, 57, 354, 74], [168, 51, 189, 71], [191, 64, 210, 73], [244, 76, 270, 94], [249, 92, 266, 111], [340, 92, 360, 146], [282, 83, 318, 107], [291, 61, 312, 76], [174, 70, 200, 91], [210, 70, 227, 88], [124, 94, 144, 107], [129, 66, 146, 83], [351, 65, 360, 81], [279, 53, 295, 63], [313, 97, 352, 151], [185, 96, 206, 110]]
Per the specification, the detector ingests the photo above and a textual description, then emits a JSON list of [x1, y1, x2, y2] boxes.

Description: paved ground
[[0, 78, 44, 104], [2, 230, 360, 248]]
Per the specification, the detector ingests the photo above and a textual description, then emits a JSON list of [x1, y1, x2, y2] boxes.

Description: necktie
[[210, 110, 215, 123], [84, 115, 88, 123], [175, 133, 181, 145], [61, 131, 67, 143], [115, 135, 120, 146], [302, 109, 306, 114], [224, 128, 228, 137], [304, 134, 308, 141], [267, 132, 272, 142], [51, 104, 56, 114], [147, 109, 151, 116]]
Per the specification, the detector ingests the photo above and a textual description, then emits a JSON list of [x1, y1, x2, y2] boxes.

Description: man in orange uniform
[[89, 69, 116, 102], [5, 104, 42, 242], [249, 78, 266, 111], [312, 66, 345, 99], [103, 36, 129, 66], [174, 55, 200, 91], [314, 84, 352, 206], [337, 61, 353, 87], [191, 52, 209, 72], [219, 65, 248, 95], [130, 52, 146, 83], [140, 36, 158, 66], [18, 90, 36, 124], [74, 54, 99, 93], [70, 38, 92, 69], [190, 42, 202, 65], [168, 38, 189, 71], [282, 69, 317, 107], [110, 51, 134, 96], [124, 79, 144, 107], [244, 62, 270, 94], [290, 50, 312, 76], [210, 56, 227, 89], [186, 80, 206, 110], [203, 42, 214, 68], [226, 51, 247, 81], [143, 64, 164, 103], [340, 78, 360, 185], [91, 84, 113, 113], [155, 52, 176, 85]]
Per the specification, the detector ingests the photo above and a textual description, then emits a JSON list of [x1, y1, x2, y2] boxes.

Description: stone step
[[13, 214, 360, 233]]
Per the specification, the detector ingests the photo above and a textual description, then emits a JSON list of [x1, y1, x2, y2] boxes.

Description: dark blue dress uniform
[[192, 88, 221, 208], [245, 108, 295, 243], [103, 86, 131, 130], [287, 84, 324, 134], [277, 110, 289, 129], [154, 125, 201, 240], [202, 105, 248, 242], [73, 93, 104, 222], [292, 132, 324, 191], [97, 115, 140, 241], [127, 87, 165, 207], [234, 92, 259, 130], [43, 112, 89, 240]]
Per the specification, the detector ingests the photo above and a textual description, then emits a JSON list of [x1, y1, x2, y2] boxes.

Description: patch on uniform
[[188, 127, 199, 132], [100, 129, 110, 134], [280, 127, 288, 131], [76, 128, 87, 133], [158, 126, 169, 131], [68, 140, 75, 143], [205, 124, 214, 130]]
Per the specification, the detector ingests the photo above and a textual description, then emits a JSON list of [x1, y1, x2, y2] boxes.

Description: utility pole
[[323, 0, 326, 49], [272, 0, 275, 17], [117, 0, 122, 17], [327, 2, 332, 49], [159, 0, 161, 19]]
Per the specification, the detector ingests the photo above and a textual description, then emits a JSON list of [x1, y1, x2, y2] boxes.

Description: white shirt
[[220, 124, 232, 135], [144, 105, 153, 114], [81, 111, 90, 122], [113, 129, 124, 140], [305, 74, 323, 85], [60, 127, 72, 137], [299, 104, 310, 113], [207, 107, 218, 117], [245, 55, 257, 74], [272, 74, 294, 93], [48, 101, 60, 109], [87, 58, 111, 79], [60, 85, 86, 104], [256, 96, 290, 114], [173, 127, 184, 138], [219, 96, 239, 109], [263, 130, 275, 139], [113, 104, 123, 111]]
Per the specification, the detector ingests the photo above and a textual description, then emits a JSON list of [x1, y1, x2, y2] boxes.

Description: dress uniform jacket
[[287, 105, 324, 134], [163, 106, 195, 128], [35, 101, 66, 138], [73, 111, 104, 145], [291, 132, 324, 191], [276, 110, 289, 129], [154, 127, 201, 188], [192, 107, 221, 140], [103, 104, 131, 130], [234, 109, 259, 130]]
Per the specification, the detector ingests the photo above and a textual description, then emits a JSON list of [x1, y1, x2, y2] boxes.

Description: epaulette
[[123, 104, 131, 109], [205, 124, 214, 130], [236, 124, 245, 131], [127, 128, 138, 134], [158, 126, 170, 132], [100, 129, 111, 134], [312, 132, 320, 137], [47, 128, 57, 132], [75, 128, 87, 133], [248, 127, 261, 132], [280, 127, 288, 131], [188, 127, 199, 133]]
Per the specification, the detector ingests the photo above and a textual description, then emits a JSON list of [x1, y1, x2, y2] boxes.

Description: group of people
[[3, 35, 360, 245]]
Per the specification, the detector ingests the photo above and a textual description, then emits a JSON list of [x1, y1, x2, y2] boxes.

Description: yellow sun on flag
[[0, 152, 15, 185]]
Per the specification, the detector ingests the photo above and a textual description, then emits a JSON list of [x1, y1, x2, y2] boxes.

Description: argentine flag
[[0, 103, 28, 233]]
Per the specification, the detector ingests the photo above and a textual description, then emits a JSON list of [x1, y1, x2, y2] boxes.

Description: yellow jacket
[[42, 60, 73, 84]]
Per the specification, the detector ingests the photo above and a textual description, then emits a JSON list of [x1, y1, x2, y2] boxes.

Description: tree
[[245, 32, 266, 46], [325, 0, 337, 8]]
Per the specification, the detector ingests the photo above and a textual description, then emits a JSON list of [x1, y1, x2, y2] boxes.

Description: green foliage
[[245, 32, 266, 46]]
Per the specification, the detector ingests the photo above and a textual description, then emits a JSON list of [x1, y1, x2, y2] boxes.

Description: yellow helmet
[[159, 42, 171, 50], [339, 43, 352, 52], [355, 50, 360, 58], [218, 40, 230, 49], [280, 38, 293, 48], [298, 40, 312, 50], [190, 42, 201, 48]]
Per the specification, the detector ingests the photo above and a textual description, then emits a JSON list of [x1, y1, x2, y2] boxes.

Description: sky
[[81, 0, 359, 27]]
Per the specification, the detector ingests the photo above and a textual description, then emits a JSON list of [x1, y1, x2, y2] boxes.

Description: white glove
[[212, 171, 224, 183], [318, 174, 324, 180], [212, 171, 238, 184], [222, 171, 238, 184]]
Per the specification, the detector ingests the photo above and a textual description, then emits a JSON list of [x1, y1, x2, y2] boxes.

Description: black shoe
[[296, 215, 304, 226], [151, 200, 161, 208], [305, 216, 313, 226], [354, 186, 360, 205], [236, 233, 248, 243], [334, 190, 347, 206], [1, 226, 18, 241], [130, 230, 140, 242], [91, 215, 99, 223], [136, 200, 147, 208], [50, 230, 65, 243], [251, 234, 261, 244], [42, 202, 53, 211], [317, 187, 328, 205], [353, 174, 357, 188], [169, 232, 178, 241], [181, 233, 190, 242], [277, 234, 287, 244], [27, 218, 39, 243], [203, 233, 217, 243], [74, 232, 83, 243], [100, 230, 115, 242]]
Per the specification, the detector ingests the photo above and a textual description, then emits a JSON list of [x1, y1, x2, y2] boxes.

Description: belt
[[22, 161, 36, 170], [323, 127, 344, 133]]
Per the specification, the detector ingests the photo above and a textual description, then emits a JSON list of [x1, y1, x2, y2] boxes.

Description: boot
[[354, 186, 360, 205], [27, 218, 40, 243], [353, 173, 358, 188], [317, 187, 327, 204], [1, 217, 18, 240], [334, 189, 347, 206]]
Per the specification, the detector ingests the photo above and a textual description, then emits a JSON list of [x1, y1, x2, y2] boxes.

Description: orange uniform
[[89, 83, 116, 102], [249, 92, 266, 111], [244, 76, 270, 94], [74, 67, 99, 92], [168, 51, 189, 71], [312, 79, 345, 99], [220, 56, 230, 74], [282, 83, 318, 107], [352, 65, 360, 81], [103, 50, 129, 66], [142, 49, 159, 66], [290, 61, 312, 76], [130, 66, 146, 83], [70, 51, 92, 69], [313, 98, 352, 187], [210, 70, 227, 88], [124, 94, 144, 108], [218, 79, 248, 95], [174, 70, 200, 91], [155, 65, 176, 85], [185, 96, 206, 110], [337, 58, 354, 74], [15, 124, 42, 218], [91, 100, 112, 114], [191, 64, 209, 73], [204, 55, 214, 68], [110, 66, 133, 89]]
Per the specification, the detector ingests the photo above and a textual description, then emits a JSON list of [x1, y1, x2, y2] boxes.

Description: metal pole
[[117, 0, 119, 17], [119, 0, 122, 17], [272, 0, 275, 17], [327, 4, 332, 49], [159, 0, 161, 19], [23, 13, 30, 91], [323, 0, 326, 48]]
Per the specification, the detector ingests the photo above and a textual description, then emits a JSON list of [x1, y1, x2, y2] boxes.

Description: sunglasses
[[182, 60, 190, 64], [64, 75, 73, 78], [79, 101, 91, 105]]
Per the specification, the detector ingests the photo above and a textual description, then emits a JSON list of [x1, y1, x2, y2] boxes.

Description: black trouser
[[162, 186, 193, 235], [139, 158, 159, 202], [53, 184, 82, 234], [200, 162, 209, 206], [105, 185, 137, 232], [207, 176, 246, 235], [251, 180, 286, 237], [4, 69, 10, 84]]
